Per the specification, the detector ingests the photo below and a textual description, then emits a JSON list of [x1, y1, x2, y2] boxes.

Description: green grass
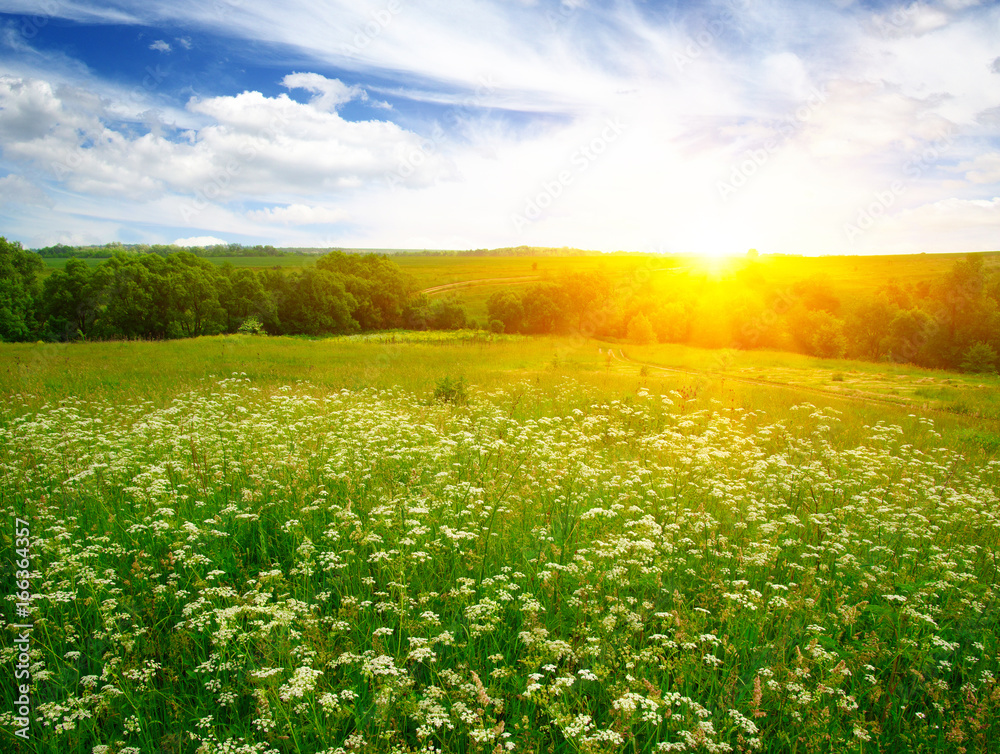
[[621, 342, 1000, 424], [4, 334, 999, 451], [402, 250, 1000, 321], [40, 251, 1000, 323], [2, 334, 1000, 753]]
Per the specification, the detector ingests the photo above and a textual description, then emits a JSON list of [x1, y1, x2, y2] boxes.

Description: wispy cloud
[[0, 0, 997, 253]]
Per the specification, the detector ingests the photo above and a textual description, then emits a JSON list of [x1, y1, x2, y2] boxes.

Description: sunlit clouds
[[0, 0, 998, 253]]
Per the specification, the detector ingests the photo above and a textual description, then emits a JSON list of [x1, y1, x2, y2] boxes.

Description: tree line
[[34, 243, 602, 259], [484, 255, 1000, 374], [3, 236, 998, 373], [34, 242, 288, 259], [1, 238, 467, 341]]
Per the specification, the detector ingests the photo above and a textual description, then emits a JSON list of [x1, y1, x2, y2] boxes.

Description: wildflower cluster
[[1, 377, 998, 752]]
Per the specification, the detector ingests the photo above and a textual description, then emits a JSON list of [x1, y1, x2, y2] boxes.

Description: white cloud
[[848, 196, 1000, 253], [0, 74, 455, 207], [0, 1, 142, 24], [247, 204, 350, 225], [869, 4, 950, 38], [149, 39, 172, 52], [854, 4, 1000, 124], [173, 235, 228, 246], [0, 173, 53, 207], [1, 0, 998, 254], [281, 72, 362, 111], [0, 76, 72, 141], [960, 153, 1000, 183]]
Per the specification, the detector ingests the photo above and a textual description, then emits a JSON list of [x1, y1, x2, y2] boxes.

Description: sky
[[0, 1, 998, 256]]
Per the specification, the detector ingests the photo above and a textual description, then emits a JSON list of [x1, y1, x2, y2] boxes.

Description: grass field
[[406, 251, 1000, 324], [41, 249, 1000, 287], [38, 250, 1000, 323], [2, 334, 1000, 753]]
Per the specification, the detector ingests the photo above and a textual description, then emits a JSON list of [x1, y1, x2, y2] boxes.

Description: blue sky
[[1, 0, 999, 255]]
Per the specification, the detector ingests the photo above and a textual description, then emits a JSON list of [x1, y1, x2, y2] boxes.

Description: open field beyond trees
[[2, 334, 999, 753], [20, 242, 1000, 380]]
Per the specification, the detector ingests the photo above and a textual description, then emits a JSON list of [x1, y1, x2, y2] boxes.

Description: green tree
[[257, 268, 292, 334], [728, 294, 784, 350], [626, 312, 655, 345], [520, 283, 568, 334], [812, 316, 847, 359], [844, 295, 898, 360], [167, 253, 225, 337], [486, 291, 524, 333], [42, 257, 96, 340], [886, 308, 935, 365], [316, 252, 412, 329], [0, 237, 44, 341], [218, 266, 268, 333], [788, 305, 846, 358], [960, 342, 998, 374], [560, 271, 611, 333], [427, 296, 468, 330], [793, 274, 840, 313], [280, 268, 358, 335], [922, 254, 999, 369], [649, 300, 692, 344], [89, 253, 173, 339]]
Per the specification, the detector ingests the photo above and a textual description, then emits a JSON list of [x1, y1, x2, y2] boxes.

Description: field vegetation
[[2, 333, 1000, 753]]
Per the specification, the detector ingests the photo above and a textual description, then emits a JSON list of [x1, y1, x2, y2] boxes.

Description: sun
[[689, 237, 753, 275]]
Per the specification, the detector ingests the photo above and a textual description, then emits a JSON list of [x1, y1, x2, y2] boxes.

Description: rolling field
[[37, 250, 1000, 324], [2, 334, 1000, 753], [403, 251, 1000, 322]]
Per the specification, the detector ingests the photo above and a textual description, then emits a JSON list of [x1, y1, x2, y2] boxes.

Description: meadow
[[2, 333, 999, 753]]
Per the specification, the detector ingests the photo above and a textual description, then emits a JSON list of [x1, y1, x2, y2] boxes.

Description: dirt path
[[420, 265, 689, 296], [605, 347, 931, 412], [421, 276, 540, 295]]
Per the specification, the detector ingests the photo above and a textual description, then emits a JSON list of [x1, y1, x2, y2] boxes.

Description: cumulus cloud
[[247, 204, 350, 225], [282, 72, 362, 111], [0, 76, 73, 141], [0, 73, 455, 208], [855, 196, 1000, 253], [960, 153, 1000, 184], [0, 173, 53, 207], [149, 39, 171, 52], [1, 0, 998, 253], [173, 235, 228, 246]]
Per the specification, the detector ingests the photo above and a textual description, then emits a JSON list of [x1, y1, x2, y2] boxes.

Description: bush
[[961, 342, 998, 374], [489, 319, 505, 334], [428, 297, 468, 330], [238, 315, 266, 335], [434, 376, 468, 405]]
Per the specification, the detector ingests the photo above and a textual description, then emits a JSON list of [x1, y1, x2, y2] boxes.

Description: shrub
[[434, 376, 468, 405], [961, 342, 998, 374], [428, 297, 468, 330], [238, 315, 266, 335]]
